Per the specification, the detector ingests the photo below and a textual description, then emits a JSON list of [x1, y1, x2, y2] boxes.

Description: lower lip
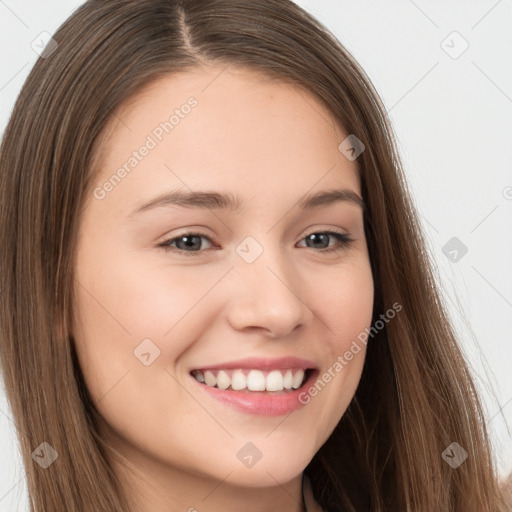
[[192, 370, 318, 416]]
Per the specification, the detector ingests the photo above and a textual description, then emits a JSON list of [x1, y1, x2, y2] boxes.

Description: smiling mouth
[[190, 368, 314, 393]]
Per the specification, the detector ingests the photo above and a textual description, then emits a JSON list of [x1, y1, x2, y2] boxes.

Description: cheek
[[74, 242, 205, 336], [299, 258, 373, 434], [71, 241, 226, 400], [315, 257, 374, 352], [328, 261, 374, 385]]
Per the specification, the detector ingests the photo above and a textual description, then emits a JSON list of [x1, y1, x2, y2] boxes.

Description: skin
[[72, 64, 374, 512]]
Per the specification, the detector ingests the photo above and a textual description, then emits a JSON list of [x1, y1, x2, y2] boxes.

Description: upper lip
[[190, 356, 318, 372]]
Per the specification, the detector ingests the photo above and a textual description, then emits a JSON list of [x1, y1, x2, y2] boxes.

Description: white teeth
[[204, 370, 216, 387], [193, 368, 307, 392], [247, 370, 266, 391], [266, 370, 284, 391], [216, 370, 230, 390], [283, 369, 293, 390], [231, 369, 247, 390], [292, 370, 304, 389]]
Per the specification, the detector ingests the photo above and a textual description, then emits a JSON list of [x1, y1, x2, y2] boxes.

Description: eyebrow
[[128, 187, 365, 217]]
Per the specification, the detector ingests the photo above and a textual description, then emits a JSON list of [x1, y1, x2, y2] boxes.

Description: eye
[[158, 230, 354, 256], [297, 230, 354, 253], [158, 232, 214, 255]]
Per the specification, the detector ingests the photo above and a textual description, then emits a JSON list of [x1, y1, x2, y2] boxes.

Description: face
[[72, 64, 374, 507]]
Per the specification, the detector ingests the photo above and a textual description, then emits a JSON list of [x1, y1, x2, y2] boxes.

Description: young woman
[[0, 1, 508, 511]]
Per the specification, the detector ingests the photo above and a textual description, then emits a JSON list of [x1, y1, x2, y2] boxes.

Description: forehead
[[90, 64, 360, 213]]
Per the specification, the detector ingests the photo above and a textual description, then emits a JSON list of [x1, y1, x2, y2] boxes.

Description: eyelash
[[157, 230, 354, 257]]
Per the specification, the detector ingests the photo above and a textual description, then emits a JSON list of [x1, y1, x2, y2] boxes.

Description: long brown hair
[[0, 0, 507, 510]]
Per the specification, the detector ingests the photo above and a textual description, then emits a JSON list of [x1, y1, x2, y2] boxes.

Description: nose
[[224, 245, 313, 338]]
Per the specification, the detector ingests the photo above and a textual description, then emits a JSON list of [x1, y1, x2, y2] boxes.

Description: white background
[[1, 1, 511, 510]]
